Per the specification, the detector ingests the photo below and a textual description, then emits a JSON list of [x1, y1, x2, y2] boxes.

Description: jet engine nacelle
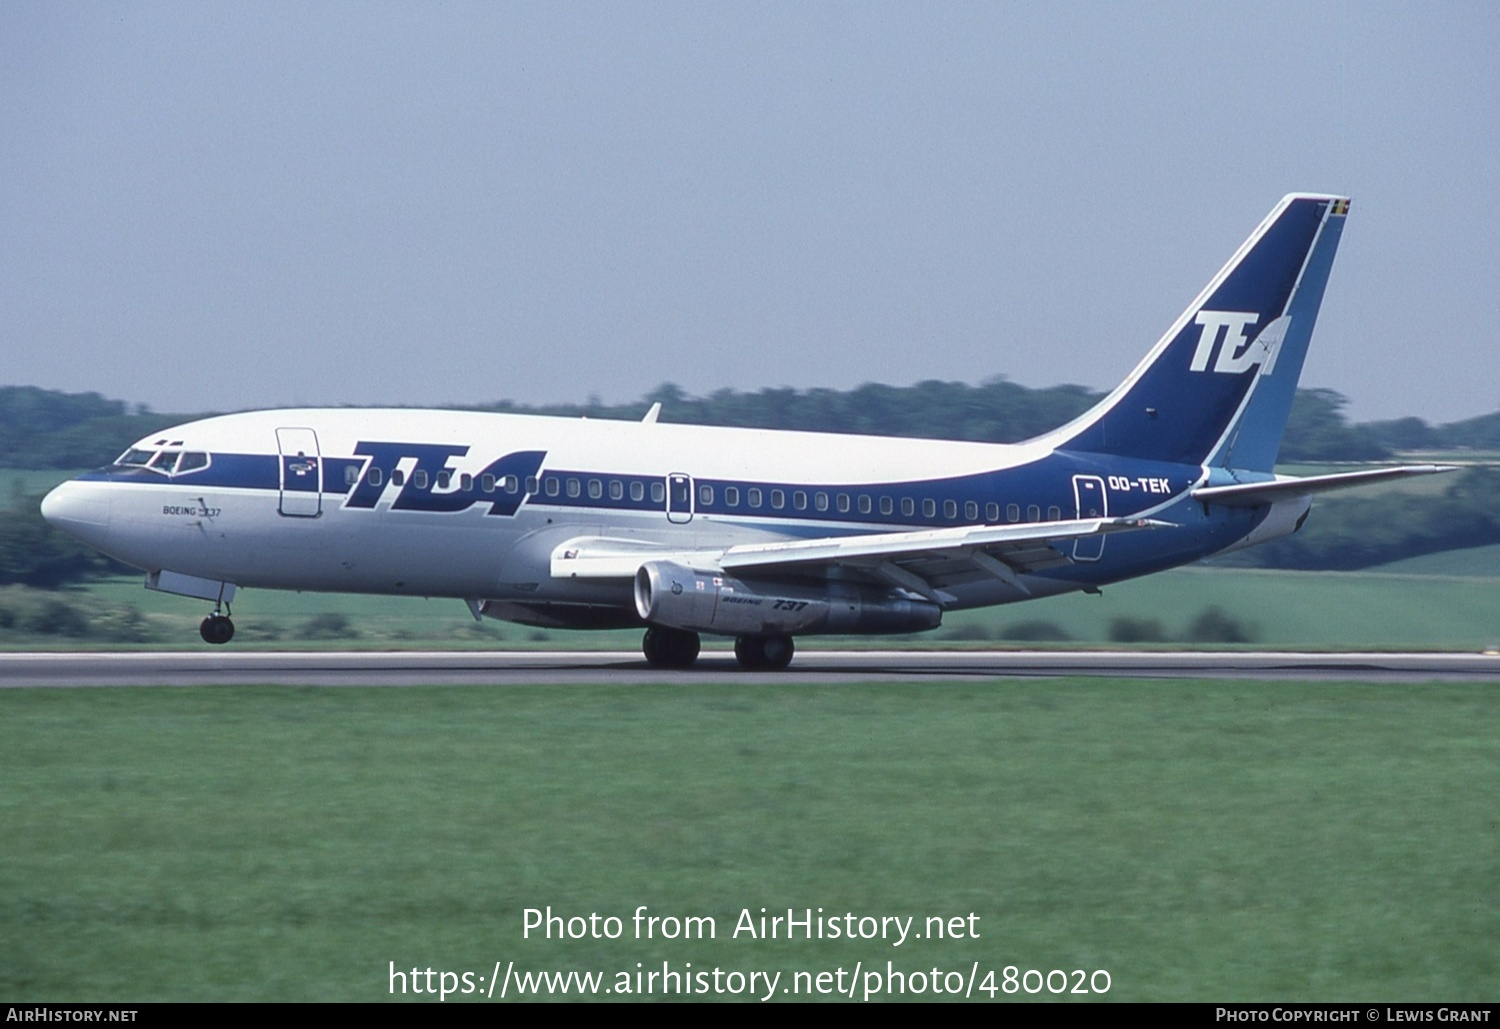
[[634, 560, 942, 637]]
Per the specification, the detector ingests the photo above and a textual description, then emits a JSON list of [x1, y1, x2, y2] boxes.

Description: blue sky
[[3, 2, 1497, 422]]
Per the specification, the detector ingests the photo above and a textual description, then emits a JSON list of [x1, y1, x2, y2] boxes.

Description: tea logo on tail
[[1189, 310, 1264, 373]]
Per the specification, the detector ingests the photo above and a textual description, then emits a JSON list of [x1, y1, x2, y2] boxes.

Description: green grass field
[[2, 679, 1496, 1002], [1367, 543, 1500, 576]]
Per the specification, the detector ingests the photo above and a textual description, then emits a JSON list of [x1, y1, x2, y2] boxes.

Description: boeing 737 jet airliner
[[42, 194, 1447, 669]]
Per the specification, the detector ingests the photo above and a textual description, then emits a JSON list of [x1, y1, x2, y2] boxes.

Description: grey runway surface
[[3, 649, 1499, 686]]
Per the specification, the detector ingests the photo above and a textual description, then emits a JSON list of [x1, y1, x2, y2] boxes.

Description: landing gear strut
[[734, 634, 794, 671], [642, 626, 700, 669], [199, 599, 234, 645]]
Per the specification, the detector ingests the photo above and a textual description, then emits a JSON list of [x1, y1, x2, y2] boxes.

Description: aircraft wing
[[551, 517, 1170, 603], [1190, 464, 1456, 507], [715, 517, 1164, 570]]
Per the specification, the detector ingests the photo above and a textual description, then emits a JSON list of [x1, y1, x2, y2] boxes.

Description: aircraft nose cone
[[41, 480, 113, 546]]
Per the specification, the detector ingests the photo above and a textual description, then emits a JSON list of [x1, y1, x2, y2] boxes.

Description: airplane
[[41, 193, 1450, 670]]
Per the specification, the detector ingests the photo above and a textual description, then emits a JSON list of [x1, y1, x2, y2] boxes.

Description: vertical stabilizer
[[1042, 194, 1349, 470]]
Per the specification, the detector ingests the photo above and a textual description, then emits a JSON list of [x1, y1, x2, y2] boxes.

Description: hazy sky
[[4, 2, 1497, 422]]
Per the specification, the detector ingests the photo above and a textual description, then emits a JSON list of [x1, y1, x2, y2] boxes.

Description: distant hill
[[0, 386, 188, 470]]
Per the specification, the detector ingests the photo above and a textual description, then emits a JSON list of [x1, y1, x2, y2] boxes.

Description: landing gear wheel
[[199, 615, 235, 645], [642, 626, 701, 669], [734, 634, 794, 671]]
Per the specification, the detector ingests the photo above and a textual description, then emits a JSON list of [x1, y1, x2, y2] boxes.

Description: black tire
[[734, 634, 794, 671], [642, 627, 700, 669], [199, 615, 235, 645], [642, 626, 663, 665]]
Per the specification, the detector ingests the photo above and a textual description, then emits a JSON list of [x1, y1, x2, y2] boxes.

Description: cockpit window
[[113, 448, 210, 476], [118, 448, 156, 467]]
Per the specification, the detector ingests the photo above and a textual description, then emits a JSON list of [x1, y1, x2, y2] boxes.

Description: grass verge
[[2, 679, 1496, 1001]]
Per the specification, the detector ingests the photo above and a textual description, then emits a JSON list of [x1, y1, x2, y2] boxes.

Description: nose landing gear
[[199, 601, 234, 645]]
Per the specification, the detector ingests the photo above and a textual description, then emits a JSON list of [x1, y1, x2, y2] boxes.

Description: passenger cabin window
[[748, 487, 762, 508], [1027, 504, 1040, 521], [505, 475, 520, 494], [725, 486, 740, 506], [545, 478, 560, 497], [609, 480, 623, 500], [460, 473, 473, 491], [770, 489, 785, 509], [945, 500, 957, 519], [566, 478, 581, 498], [880, 497, 893, 516], [588, 479, 602, 499], [1007, 503, 1019, 522], [836, 494, 850, 513], [858, 495, 872, 514], [413, 470, 429, 490], [481, 473, 496, 493], [370, 467, 384, 487], [698, 484, 713, 506], [392, 470, 406, 487], [1048, 505, 1061, 521], [344, 465, 360, 486], [815, 492, 829, 512], [436, 471, 450, 490], [901, 498, 915, 517], [922, 499, 936, 518], [630, 481, 644, 502], [965, 501, 978, 521], [650, 482, 665, 504]]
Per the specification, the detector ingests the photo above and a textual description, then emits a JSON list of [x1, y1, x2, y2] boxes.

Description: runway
[[3, 649, 1499, 686]]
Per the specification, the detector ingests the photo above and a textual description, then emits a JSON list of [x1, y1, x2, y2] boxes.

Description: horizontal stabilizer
[[1190, 465, 1456, 507]]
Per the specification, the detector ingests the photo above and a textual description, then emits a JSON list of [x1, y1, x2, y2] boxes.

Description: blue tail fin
[[1044, 194, 1349, 471]]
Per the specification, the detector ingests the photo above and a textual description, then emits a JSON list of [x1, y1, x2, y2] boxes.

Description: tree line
[[3, 381, 1499, 471]]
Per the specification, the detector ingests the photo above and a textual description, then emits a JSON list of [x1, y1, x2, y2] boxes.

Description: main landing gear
[[734, 634, 795, 671], [199, 603, 234, 645], [642, 626, 700, 668], [640, 628, 796, 671]]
